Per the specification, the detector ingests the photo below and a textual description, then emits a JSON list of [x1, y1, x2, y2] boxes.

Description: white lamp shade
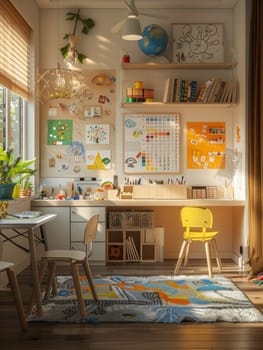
[[122, 18, 142, 41]]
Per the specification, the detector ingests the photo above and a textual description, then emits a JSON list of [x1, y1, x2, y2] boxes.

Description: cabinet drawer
[[71, 241, 105, 261], [71, 207, 105, 222], [71, 222, 105, 241]]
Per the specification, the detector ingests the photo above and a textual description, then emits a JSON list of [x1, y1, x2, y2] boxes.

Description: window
[[0, 85, 24, 157], [0, 0, 31, 158]]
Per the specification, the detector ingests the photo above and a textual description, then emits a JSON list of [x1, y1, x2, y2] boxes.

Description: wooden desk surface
[[31, 199, 245, 207]]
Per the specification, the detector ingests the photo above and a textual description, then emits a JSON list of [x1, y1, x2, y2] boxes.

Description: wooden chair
[[39, 214, 99, 319], [0, 262, 27, 331], [174, 207, 222, 277]]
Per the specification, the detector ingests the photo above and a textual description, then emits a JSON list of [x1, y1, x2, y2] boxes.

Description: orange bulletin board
[[187, 121, 225, 169]]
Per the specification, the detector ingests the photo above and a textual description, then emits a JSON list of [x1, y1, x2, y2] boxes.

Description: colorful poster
[[187, 121, 225, 169], [47, 120, 73, 145], [86, 150, 111, 170], [86, 124, 110, 144], [124, 114, 180, 174]]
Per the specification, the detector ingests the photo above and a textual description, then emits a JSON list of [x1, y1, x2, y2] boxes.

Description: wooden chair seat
[[39, 214, 99, 319], [0, 261, 27, 331]]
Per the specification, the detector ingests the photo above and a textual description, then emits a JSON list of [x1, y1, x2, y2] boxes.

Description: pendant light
[[122, 17, 142, 41], [36, 1, 85, 103]]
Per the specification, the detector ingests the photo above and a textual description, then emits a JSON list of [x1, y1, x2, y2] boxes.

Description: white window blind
[[0, 0, 32, 100]]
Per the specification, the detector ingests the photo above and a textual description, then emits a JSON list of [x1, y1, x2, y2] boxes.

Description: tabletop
[[0, 213, 57, 229]]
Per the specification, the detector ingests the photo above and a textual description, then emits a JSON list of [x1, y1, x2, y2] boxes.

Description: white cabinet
[[31, 206, 70, 250], [70, 207, 106, 264]]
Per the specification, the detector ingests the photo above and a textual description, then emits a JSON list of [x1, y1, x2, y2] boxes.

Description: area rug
[[28, 275, 263, 323]]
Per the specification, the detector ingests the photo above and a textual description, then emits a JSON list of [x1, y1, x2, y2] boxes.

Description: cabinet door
[[31, 206, 70, 250], [71, 207, 105, 222]]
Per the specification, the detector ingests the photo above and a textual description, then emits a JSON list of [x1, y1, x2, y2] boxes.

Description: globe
[[138, 24, 168, 56]]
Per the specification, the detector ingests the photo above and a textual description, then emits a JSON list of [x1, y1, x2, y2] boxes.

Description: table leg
[[27, 227, 42, 316]]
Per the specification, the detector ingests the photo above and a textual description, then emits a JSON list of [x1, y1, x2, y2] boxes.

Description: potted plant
[[60, 9, 95, 64], [0, 146, 36, 199]]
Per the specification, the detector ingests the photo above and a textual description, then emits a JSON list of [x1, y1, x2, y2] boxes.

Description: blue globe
[[138, 24, 168, 56]]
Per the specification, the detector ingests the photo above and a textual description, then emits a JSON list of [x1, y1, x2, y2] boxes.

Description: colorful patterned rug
[[28, 275, 263, 323]]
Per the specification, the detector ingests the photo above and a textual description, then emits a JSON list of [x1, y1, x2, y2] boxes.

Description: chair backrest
[[180, 207, 213, 231], [83, 214, 99, 257]]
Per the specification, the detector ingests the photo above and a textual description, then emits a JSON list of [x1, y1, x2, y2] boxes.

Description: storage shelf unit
[[107, 210, 156, 263]]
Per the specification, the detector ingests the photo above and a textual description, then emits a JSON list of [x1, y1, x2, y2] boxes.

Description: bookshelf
[[122, 63, 235, 70], [106, 210, 156, 263], [121, 62, 238, 106]]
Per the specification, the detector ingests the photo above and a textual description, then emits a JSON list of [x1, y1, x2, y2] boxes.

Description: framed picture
[[84, 105, 102, 118], [172, 23, 224, 63], [123, 113, 180, 174]]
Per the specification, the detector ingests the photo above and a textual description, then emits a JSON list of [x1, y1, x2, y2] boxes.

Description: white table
[[0, 214, 57, 315]]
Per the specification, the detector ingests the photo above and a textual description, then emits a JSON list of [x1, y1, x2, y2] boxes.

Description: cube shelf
[[106, 229, 156, 263]]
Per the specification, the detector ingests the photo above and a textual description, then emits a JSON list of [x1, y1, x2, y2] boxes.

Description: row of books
[[163, 78, 197, 103], [163, 77, 238, 103], [125, 236, 140, 260]]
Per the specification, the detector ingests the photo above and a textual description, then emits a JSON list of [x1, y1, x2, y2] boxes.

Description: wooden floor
[[1, 259, 263, 349]]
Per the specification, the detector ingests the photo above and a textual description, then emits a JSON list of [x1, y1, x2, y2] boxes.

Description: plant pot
[[20, 189, 32, 198], [0, 183, 16, 200]]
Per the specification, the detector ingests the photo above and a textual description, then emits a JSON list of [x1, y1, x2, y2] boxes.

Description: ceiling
[[35, 0, 239, 9]]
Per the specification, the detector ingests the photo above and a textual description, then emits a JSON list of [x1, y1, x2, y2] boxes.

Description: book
[[189, 80, 197, 102], [207, 78, 222, 102], [8, 211, 41, 219], [162, 78, 171, 102], [196, 81, 207, 102], [202, 79, 214, 102]]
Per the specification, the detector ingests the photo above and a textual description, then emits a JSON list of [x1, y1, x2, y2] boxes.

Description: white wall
[[37, 5, 247, 198]]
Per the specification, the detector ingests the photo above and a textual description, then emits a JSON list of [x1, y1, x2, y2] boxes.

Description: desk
[[31, 199, 246, 264], [0, 214, 57, 315]]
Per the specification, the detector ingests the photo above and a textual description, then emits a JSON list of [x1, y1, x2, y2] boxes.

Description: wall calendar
[[124, 113, 180, 174]]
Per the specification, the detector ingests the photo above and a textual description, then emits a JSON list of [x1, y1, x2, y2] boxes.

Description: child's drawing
[[86, 124, 110, 144], [172, 23, 224, 63]]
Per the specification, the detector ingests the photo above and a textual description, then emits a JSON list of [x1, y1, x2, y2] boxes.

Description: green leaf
[[60, 43, 70, 58], [66, 12, 77, 21], [77, 53, 87, 64]]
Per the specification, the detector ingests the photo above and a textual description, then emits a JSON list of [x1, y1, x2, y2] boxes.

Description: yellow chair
[[174, 207, 222, 277], [0, 262, 27, 331], [39, 214, 99, 319]]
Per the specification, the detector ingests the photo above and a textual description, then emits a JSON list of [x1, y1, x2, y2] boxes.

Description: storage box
[[155, 184, 187, 199], [133, 185, 187, 199], [104, 189, 119, 200], [133, 185, 156, 199]]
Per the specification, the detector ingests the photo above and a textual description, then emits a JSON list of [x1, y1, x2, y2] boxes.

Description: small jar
[[122, 54, 130, 63]]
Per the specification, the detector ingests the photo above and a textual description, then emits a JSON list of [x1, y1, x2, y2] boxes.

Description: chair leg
[[71, 263, 87, 319], [28, 259, 48, 315], [174, 240, 188, 275], [44, 261, 57, 299], [212, 239, 223, 270], [82, 259, 98, 300], [6, 267, 27, 331], [204, 241, 213, 277], [183, 241, 191, 266]]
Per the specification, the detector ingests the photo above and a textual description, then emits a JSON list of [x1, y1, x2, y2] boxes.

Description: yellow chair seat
[[174, 207, 222, 277]]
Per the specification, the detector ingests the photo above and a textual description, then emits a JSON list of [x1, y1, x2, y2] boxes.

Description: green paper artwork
[[48, 120, 73, 145]]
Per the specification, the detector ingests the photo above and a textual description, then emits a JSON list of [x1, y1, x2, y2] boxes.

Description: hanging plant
[[60, 9, 95, 64]]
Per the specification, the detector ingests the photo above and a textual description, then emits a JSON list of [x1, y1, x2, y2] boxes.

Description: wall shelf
[[122, 62, 235, 70], [122, 102, 237, 108]]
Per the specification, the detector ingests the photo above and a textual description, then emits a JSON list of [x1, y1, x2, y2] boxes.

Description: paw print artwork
[[173, 23, 224, 63]]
